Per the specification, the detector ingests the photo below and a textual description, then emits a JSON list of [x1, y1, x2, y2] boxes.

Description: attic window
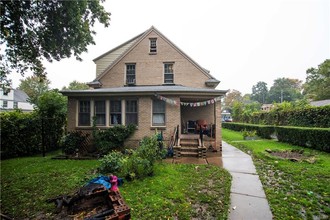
[[149, 38, 157, 54]]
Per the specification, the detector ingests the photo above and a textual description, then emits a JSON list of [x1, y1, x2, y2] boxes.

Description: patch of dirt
[[268, 149, 316, 163]]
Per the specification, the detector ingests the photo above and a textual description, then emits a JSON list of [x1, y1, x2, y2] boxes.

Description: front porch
[[172, 134, 217, 159]]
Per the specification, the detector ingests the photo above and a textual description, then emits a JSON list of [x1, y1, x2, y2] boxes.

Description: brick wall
[[99, 30, 210, 89]]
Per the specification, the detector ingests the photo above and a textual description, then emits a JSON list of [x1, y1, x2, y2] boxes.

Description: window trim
[[110, 99, 122, 125], [164, 62, 174, 84], [126, 63, 136, 85], [3, 100, 8, 108], [125, 99, 138, 126], [78, 100, 91, 126], [149, 38, 157, 54], [94, 100, 106, 126], [152, 99, 166, 126]]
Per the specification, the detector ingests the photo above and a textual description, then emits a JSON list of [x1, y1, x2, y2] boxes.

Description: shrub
[[93, 124, 136, 155], [248, 105, 330, 128], [99, 151, 126, 174], [121, 152, 153, 180], [0, 110, 41, 158], [136, 135, 167, 165], [61, 131, 88, 155], [242, 130, 257, 138], [276, 126, 330, 152]]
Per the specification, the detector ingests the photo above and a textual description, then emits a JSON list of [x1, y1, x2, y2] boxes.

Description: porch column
[[215, 100, 222, 151]]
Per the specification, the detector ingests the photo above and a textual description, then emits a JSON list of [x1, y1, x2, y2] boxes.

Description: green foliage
[[98, 134, 166, 181], [18, 76, 50, 105], [62, 80, 89, 90], [251, 81, 268, 104], [0, 110, 41, 158], [223, 122, 330, 153], [304, 59, 330, 100], [93, 124, 136, 155], [276, 126, 330, 152], [242, 129, 257, 138], [250, 105, 330, 127], [0, 0, 110, 86], [98, 151, 126, 174], [61, 131, 88, 155], [36, 91, 67, 150], [222, 122, 275, 139], [268, 77, 303, 103]]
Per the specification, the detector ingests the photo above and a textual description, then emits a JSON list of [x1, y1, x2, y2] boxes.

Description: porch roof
[[61, 85, 228, 97]]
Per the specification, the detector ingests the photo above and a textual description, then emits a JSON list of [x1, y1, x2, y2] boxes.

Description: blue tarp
[[87, 176, 111, 189]]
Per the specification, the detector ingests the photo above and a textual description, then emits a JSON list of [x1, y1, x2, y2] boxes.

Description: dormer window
[[164, 63, 174, 84], [126, 64, 136, 85], [149, 38, 157, 54]]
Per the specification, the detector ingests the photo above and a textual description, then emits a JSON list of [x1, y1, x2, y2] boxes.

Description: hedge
[[248, 105, 330, 128], [276, 126, 330, 152], [222, 122, 275, 139], [223, 122, 330, 153]]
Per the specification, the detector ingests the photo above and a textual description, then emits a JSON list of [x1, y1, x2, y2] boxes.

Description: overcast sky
[[9, 0, 330, 95]]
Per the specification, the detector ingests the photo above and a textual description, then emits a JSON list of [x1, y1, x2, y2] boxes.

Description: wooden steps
[[174, 134, 206, 158]]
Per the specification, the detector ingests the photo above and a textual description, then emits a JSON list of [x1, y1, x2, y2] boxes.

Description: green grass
[[223, 128, 330, 220], [121, 163, 231, 220], [0, 151, 100, 219], [1, 152, 231, 219]]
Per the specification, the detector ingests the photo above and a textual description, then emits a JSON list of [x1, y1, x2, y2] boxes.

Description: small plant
[[242, 129, 257, 139], [98, 151, 126, 174]]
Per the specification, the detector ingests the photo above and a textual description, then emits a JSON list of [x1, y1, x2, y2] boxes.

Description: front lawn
[[1, 153, 231, 219], [223, 128, 330, 220]]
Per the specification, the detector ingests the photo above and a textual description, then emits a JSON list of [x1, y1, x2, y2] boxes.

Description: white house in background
[[0, 88, 34, 112], [310, 99, 330, 107]]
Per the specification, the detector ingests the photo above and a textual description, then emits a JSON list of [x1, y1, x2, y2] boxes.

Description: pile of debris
[[48, 175, 130, 220]]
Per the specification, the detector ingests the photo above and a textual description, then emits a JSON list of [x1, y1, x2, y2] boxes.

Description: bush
[[248, 105, 330, 128], [61, 131, 88, 155], [93, 124, 136, 155], [0, 110, 41, 158], [99, 151, 126, 174], [98, 134, 166, 181], [276, 126, 330, 152], [242, 130, 257, 138]]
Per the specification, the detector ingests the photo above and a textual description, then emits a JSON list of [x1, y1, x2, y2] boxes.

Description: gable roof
[[93, 26, 219, 82], [14, 89, 30, 102]]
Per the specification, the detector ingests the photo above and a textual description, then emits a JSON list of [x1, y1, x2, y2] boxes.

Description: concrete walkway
[[166, 141, 273, 220]]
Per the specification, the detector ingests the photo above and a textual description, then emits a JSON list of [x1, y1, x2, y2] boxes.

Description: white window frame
[[149, 38, 157, 54], [164, 63, 174, 84], [152, 99, 166, 126]]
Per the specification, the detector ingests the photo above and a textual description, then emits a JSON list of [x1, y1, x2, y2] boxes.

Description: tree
[[18, 76, 50, 105], [62, 80, 89, 90], [0, 0, 110, 87], [223, 89, 243, 112], [251, 81, 268, 104], [268, 77, 303, 103], [303, 59, 330, 101]]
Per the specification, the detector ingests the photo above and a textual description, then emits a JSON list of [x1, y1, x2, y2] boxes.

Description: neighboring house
[[61, 26, 227, 152], [261, 104, 273, 112], [310, 99, 330, 107], [0, 88, 34, 112]]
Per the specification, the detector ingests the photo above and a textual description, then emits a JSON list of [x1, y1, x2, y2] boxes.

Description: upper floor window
[[152, 100, 165, 126], [126, 64, 136, 85], [110, 100, 122, 125], [78, 100, 90, 126], [126, 100, 138, 125], [149, 38, 157, 53], [94, 100, 106, 126], [164, 63, 174, 84]]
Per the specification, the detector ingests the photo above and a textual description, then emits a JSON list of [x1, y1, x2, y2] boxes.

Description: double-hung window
[[126, 100, 138, 125], [149, 38, 157, 53], [164, 63, 174, 84], [94, 100, 106, 126], [79, 100, 91, 126], [152, 100, 165, 126], [126, 64, 136, 85], [3, 100, 8, 108], [110, 100, 122, 125], [14, 101, 18, 109]]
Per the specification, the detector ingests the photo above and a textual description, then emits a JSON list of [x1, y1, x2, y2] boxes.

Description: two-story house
[[61, 26, 227, 154], [0, 88, 34, 112]]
